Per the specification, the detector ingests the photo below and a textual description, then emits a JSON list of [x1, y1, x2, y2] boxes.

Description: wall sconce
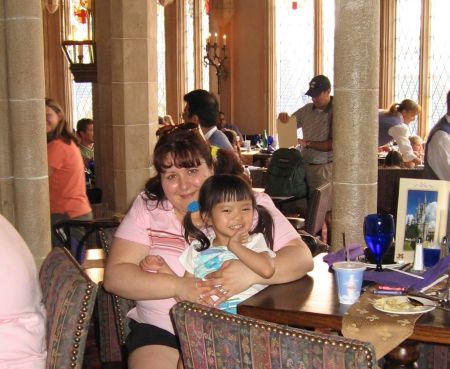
[[61, 0, 96, 83], [204, 32, 227, 94]]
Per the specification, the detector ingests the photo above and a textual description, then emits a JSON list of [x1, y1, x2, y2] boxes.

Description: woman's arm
[[202, 238, 313, 303], [104, 237, 214, 303]]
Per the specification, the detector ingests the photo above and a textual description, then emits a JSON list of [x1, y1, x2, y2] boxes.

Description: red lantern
[[292, 1, 298, 10]]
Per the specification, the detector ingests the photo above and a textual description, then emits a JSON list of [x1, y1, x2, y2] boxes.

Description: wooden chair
[[287, 182, 331, 235], [39, 247, 98, 369], [172, 301, 377, 369], [53, 218, 120, 262]]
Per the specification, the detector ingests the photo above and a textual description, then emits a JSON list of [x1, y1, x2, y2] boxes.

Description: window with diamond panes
[[157, 4, 166, 117], [429, 0, 450, 129], [72, 82, 93, 123], [201, 0, 209, 90], [322, 0, 335, 89], [276, 0, 314, 115], [186, 0, 195, 93], [394, 0, 421, 135]]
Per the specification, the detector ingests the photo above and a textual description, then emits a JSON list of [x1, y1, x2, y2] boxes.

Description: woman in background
[[46, 98, 92, 245], [378, 99, 422, 168]]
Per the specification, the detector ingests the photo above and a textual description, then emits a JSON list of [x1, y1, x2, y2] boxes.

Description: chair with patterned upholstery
[[172, 301, 377, 369], [96, 224, 135, 366], [39, 247, 98, 369]]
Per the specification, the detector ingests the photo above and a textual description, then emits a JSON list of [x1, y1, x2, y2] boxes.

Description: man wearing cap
[[278, 75, 333, 198]]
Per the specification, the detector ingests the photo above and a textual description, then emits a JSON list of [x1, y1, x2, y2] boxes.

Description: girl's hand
[[175, 276, 216, 306], [200, 259, 257, 306], [140, 255, 175, 275], [227, 229, 249, 253]]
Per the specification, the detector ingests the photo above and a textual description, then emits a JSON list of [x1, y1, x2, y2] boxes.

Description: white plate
[[364, 262, 403, 269], [372, 296, 436, 315]]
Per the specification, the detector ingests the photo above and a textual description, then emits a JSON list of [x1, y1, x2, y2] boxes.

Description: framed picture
[[395, 178, 450, 263]]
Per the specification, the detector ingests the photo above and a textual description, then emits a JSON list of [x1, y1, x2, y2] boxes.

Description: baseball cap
[[305, 75, 331, 97]]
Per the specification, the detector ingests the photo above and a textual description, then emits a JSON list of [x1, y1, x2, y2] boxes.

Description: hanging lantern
[[292, 1, 298, 10], [44, 0, 59, 14]]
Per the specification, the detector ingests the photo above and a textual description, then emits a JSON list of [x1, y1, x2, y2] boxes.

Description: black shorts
[[125, 319, 180, 355]]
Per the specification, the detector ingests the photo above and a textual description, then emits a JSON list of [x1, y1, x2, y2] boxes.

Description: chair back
[[96, 224, 135, 364], [172, 301, 376, 369], [39, 247, 98, 369], [304, 182, 332, 236], [53, 218, 120, 262]]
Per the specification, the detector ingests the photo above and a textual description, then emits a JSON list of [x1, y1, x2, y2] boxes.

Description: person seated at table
[[378, 99, 422, 168], [383, 150, 404, 169], [0, 214, 47, 368], [222, 128, 242, 157], [408, 135, 424, 163], [103, 127, 313, 369], [217, 111, 244, 143], [182, 89, 233, 150]]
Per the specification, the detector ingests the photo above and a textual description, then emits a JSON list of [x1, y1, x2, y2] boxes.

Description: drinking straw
[[342, 232, 349, 262]]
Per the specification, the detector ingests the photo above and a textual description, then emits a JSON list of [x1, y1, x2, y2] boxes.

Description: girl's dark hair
[[144, 129, 214, 207], [46, 98, 79, 145], [183, 174, 274, 251]]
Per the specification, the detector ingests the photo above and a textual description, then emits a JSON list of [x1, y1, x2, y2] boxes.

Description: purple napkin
[[323, 244, 364, 266], [363, 254, 450, 290]]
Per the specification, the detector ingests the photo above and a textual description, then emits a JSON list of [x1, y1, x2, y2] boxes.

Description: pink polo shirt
[[0, 215, 47, 368], [115, 191, 301, 334]]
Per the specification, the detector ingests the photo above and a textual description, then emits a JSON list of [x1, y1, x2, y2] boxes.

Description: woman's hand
[[175, 275, 217, 307], [200, 259, 257, 306]]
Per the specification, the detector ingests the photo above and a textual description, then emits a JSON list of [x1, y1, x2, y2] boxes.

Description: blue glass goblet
[[363, 214, 395, 271]]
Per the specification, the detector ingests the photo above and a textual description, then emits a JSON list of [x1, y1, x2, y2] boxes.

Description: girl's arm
[[227, 231, 275, 279]]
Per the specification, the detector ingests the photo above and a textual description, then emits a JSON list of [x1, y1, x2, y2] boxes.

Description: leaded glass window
[[276, 0, 314, 114]]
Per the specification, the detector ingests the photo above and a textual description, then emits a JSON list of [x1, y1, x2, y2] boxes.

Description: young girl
[[140, 174, 276, 314]]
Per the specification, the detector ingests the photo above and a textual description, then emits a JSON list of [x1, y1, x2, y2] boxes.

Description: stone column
[[1, 0, 51, 266], [95, 0, 158, 214], [332, 0, 379, 251]]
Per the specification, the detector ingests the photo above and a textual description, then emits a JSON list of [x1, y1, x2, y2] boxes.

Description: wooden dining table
[[238, 253, 450, 367]]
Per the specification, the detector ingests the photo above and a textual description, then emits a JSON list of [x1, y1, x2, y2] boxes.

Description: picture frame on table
[[395, 178, 450, 263]]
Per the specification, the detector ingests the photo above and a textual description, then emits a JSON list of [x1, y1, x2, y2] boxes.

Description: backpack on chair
[[264, 148, 307, 199]]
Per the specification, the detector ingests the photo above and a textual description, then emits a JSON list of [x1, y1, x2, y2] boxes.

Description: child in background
[[408, 135, 424, 163]]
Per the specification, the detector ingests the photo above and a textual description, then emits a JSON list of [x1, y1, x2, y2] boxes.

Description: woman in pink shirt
[[46, 98, 92, 246], [104, 126, 314, 369], [0, 215, 47, 368]]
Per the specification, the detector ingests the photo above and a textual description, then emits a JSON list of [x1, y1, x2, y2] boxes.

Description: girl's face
[[208, 199, 254, 246], [160, 154, 213, 218], [46, 106, 61, 133]]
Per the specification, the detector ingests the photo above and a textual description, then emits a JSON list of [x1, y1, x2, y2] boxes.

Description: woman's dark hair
[[46, 98, 79, 145], [144, 129, 214, 206], [183, 174, 274, 251], [144, 129, 248, 208]]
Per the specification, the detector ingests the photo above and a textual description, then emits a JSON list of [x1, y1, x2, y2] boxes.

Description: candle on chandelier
[[207, 33, 211, 45], [223, 34, 227, 46], [77, 44, 84, 62], [214, 32, 218, 44]]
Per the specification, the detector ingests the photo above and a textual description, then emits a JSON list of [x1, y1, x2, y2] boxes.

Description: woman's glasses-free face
[[156, 122, 199, 137]]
